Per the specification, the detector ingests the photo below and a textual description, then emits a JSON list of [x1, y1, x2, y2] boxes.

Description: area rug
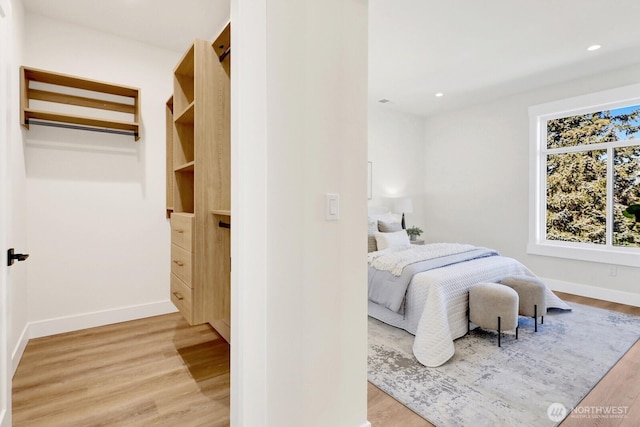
[[368, 302, 640, 427]]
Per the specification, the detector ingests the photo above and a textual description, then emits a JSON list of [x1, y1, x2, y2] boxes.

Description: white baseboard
[[11, 324, 29, 377], [360, 422, 372, 427], [28, 300, 178, 339], [543, 277, 640, 308]]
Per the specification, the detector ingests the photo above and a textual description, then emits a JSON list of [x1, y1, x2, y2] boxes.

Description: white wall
[[231, 0, 369, 425], [368, 103, 427, 231], [23, 14, 180, 335], [424, 62, 640, 299]]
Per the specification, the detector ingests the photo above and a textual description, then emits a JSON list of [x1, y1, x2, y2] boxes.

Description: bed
[[367, 207, 570, 367]]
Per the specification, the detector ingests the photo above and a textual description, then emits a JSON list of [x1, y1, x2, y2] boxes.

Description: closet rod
[[218, 221, 231, 229], [219, 48, 231, 63], [26, 119, 138, 138]]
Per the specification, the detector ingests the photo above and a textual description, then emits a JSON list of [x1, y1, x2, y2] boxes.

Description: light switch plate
[[326, 193, 339, 221]]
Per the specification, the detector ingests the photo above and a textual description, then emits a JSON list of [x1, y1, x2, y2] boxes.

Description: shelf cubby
[[173, 170, 195, 214], [173, 44, 195, 114], [174, 122, 194, 166]]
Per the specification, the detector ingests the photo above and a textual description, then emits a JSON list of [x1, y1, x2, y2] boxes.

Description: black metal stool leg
[[516, 325, 518, 340], [498, 316, 501, 347], [534, 304, 538, 332]]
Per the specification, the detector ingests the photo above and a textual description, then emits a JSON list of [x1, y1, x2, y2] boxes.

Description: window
[[528, 84, 640, 267]]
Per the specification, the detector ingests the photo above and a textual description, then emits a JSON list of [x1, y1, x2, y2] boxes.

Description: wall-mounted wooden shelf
[[20, 66, 141, 141]]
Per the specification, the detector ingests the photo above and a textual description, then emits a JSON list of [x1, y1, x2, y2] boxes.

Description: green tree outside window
[[546, 106, 640, 247]]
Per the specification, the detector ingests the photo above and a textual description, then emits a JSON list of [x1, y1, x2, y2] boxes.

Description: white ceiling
[[22, 0, 230, 53], [23, 0, 640, 117], [370, 0, 640, 116]]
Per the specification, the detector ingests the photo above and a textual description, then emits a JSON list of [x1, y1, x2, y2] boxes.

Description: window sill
[[527, 242, 640, 267]]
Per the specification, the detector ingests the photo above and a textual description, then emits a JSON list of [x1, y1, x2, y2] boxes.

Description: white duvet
[[368, 255, 571, 367], [367, 243, 478, 276]]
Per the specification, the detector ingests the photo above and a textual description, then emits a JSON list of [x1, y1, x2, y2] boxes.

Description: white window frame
[[528, 83, 640, 267]]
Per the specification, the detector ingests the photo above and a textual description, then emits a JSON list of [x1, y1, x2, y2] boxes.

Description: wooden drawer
[[170, 213, 194, 251], [170, 274, 193, 324], [171, 244, 193, 286]]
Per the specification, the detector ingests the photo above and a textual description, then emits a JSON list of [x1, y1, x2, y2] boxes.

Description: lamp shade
[[393, 197, 413, 214]]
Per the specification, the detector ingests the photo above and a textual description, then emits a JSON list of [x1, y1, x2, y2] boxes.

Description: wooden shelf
[[174, 102, 195, 125], [20, 66, 141, 141], [23, 109, 139, 132], [174, 161, 195, 173], [211, 210, 231, 216]]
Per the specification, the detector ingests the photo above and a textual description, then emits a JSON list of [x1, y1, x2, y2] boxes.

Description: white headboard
[[368, 206, 390, 216]]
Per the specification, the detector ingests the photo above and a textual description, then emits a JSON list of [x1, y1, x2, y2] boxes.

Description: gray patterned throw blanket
[[367, 243, 499, 313]]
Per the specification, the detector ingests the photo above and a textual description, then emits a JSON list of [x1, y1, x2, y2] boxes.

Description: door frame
[[0, 0, 13, 425]]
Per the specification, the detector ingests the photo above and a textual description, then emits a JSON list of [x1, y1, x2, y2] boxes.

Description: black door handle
[[7, 248, 29, 266]]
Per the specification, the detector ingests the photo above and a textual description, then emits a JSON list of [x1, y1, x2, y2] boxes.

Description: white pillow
[[367, 219, 378, 252], [368, 212, 394, 225], [374, 230, 410, 250]]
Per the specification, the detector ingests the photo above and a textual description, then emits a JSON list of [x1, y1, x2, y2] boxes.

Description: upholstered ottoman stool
[[469, 283, 519, 347], [501, 275, 547, 332]]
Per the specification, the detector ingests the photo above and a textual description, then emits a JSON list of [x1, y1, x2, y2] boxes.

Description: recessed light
[[378, 98, 391, 104], [587, 44, 601, 51], [435, 92, 444, 97]]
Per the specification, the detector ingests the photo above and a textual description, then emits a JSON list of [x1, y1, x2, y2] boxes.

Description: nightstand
[[411, 239, 425, 245]]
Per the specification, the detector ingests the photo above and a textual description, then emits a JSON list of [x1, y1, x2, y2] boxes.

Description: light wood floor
[[368, 292, 640, 427], [12, 293, 640, 427], [12, 313, 230, 427]]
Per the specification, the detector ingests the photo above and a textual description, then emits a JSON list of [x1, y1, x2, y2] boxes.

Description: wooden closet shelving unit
[[168, 23, 231, 343], [20, 66, 141, 141], [209, 23, 231, 343]]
